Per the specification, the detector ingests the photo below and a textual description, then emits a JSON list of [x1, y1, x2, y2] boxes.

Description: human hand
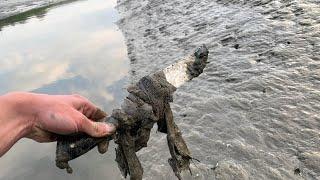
[[26, 93, 115, 142], [0, 92, 115, 156]]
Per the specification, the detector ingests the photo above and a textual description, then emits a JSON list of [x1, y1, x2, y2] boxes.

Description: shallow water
[[0, 0, 127, 179]]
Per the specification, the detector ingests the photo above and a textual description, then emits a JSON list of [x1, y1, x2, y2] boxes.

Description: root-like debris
[[55, 45, 209, 180]]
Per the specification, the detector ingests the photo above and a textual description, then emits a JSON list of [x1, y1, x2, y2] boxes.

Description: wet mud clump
[[55, 45, 209, 180]]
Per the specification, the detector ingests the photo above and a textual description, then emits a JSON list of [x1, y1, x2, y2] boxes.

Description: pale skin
[[0, 92, 115, 157]]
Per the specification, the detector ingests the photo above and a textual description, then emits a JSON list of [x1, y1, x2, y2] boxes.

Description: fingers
[[77, 113, 116, 137], [69, 94, 98, 118], [63, 94, 108, 122], [91, 108, 107, 121], [94, 109, 109, 153]]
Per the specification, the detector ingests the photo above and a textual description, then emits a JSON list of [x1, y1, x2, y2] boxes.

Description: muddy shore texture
[[0, 0, 69, 20], [116, 0, 320, 179]]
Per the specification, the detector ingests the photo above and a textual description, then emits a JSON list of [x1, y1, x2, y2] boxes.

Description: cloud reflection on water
[[0, 1, 128, 93], [0, 0, 128, 179]]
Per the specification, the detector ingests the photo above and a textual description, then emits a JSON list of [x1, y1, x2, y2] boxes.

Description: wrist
[[0, 92, 38, 156], [0, 92, 37, 137]]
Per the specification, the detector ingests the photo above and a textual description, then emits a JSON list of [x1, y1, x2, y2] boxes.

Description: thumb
[[78, 114, 116, 137]]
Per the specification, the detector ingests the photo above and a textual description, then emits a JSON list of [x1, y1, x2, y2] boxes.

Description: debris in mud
[[294, 168, 301, 176], [55, 45, 209, 180]]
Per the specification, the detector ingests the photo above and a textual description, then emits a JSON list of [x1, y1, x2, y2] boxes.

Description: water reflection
[[0, 0, 128, 179]]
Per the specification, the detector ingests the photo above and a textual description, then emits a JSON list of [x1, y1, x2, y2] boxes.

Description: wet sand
[[116, 0, 320, 179]]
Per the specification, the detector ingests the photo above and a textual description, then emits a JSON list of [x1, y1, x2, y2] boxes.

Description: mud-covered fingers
[[91, 108, 107, 121], [95, 110, 110, 154], [56, 161, 73, 174], [97, 140, 109, 154]]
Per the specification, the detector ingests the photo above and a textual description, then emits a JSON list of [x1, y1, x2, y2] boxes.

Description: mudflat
[[116, 0, 320, 179]]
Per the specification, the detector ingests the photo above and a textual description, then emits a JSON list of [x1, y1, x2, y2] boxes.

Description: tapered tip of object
[[194, 44, 209, 60]]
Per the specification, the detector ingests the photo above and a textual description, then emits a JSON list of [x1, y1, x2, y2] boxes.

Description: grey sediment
[[116, 0, 320, 179]]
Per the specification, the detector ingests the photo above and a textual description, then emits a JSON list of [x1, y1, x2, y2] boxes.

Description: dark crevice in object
[[234, 44, 240, 49]]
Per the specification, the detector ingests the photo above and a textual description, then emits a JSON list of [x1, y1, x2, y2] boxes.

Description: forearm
[[0, 92, 34, 157], [0, 116, 31, 157]]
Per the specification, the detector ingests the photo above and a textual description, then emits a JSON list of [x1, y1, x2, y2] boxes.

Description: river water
[[0, 0, 127, 179]]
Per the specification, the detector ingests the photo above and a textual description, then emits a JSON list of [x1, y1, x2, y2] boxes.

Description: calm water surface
[[0, 0, 128, 179]]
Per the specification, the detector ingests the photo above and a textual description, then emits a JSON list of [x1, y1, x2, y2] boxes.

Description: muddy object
[[55, 45, 209, 180], [294, 168, 301, 176], [55, 112, 118, 174]]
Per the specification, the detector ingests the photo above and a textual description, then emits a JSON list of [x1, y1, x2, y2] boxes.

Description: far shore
[[0, 0, 76, 21]]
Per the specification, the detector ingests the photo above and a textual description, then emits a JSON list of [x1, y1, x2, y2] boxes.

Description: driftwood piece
[[55, 45, 209, 179]]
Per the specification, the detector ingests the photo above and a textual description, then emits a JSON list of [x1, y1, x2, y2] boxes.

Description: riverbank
[[116, 0, 320, 179], [0, 0, 72, 20]]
